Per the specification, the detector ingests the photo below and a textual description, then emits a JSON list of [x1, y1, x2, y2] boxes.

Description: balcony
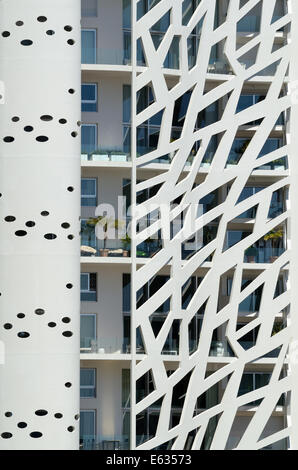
[[80, 435, 129, 450], [81, 337, 125, 354], [81, 150, 131, 163], [82, 47, 131, 66], [209, 340, 234, 357], [81, 235, 163, 259], [207, 59, 233, 75], [243, 246, 285, 264]]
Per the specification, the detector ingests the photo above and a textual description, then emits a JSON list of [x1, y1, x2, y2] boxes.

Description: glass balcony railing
[[209, 340, 234, 357], [81, 150, 131, 163], [226, 157, 287, 171], [80, 240, 130, 258], [80, 238, 164, 259], [243, 246, 285, 263], [80, 435, 129, 450], [257, 159, 288, 171], [81, 47, 131, 66], [80, 338, 125, 354], [80, 336, 96, 350], [207, 59, 233, 75]]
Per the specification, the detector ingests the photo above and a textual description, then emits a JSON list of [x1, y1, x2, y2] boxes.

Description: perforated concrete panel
[[0, 0, 81, 449], [131, 0, 295, 450]]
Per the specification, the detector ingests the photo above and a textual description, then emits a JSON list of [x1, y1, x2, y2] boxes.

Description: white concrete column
[[0, 0, 81, 449]]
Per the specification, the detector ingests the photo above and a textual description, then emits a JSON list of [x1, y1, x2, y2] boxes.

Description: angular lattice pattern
[[132, 0, 291, 450]]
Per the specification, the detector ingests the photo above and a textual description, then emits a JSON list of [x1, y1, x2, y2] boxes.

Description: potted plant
[[81, 153, 89, 161], [245, 246, 258, 263], [121, 234, 131, 257], [272, 321, 283, 336], [263, 229, 283, 262], [144, 236, 159, 256], [272, 158, 286, 171], [87, 216, 123, 257], [80, 222, 97, 256]]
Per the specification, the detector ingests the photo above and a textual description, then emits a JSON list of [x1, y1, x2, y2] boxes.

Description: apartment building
[[79, 0, 292, 450], [0, 0, 296, 451]]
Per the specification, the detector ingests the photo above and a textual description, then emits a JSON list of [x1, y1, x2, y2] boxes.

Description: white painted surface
[[0, 0, 81, 450]]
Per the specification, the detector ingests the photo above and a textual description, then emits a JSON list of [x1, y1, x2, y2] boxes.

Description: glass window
[[259, 138, 282, 157], [80, 410, 96, 449], [81, 0, 97, 17], [226, 230, 251, 249], [228, 138, 251, 165], [122, 369, 130, 407], [238, 372, 271, 405], [82, 83, 97, 112], [80, 273, 97, 301], [237, 4, 261, 33], [80, 368, 96, 398], [137, 0, 162, 20], [82, 29, 96, 64], [236, 94, 265, 114], [81, 124, 97, 154], [123, 0, 131, 28], [122, 274, 131, 312], [182, 0, 201, 25], [80, 314, 96, 348], [123, 85, 131, 123], [81, 178, 97, 206], [236, 186, 264, 218]]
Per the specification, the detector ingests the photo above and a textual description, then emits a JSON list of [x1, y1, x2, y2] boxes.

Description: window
[[226, 230, 251, 249], [238, 372, 272, 405], [236, 186, 265, 219], [227, 138, 251, 165], [123, 273, 171, 353], [81, 124, 97, 154], [80, 410, 96, 449], [81, 273, 97, 301], [228, 278, 263, 313], [80, 314, 96, 348], [81, 178, 97, 206], [81, 0, 97, 17], [80, 368, 96, 398], [237, 3, 261, 33], [82, 29, 96, 64], [259, 138, 282, 158], [236, 94, 265, 125], [82, 83, 97, 112], [236, 94, 265, 113]]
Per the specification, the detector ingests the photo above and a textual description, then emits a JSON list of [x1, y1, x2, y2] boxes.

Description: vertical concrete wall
[[0, 0, 81, 449]]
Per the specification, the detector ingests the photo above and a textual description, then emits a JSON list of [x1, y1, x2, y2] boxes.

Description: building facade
[[1, 0, 298, 450]]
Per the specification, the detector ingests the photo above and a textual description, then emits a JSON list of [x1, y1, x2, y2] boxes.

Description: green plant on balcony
[[272, 321, 283, 336], [272, 157, 286, 168], [245, 245, 258, 263], [263, 228, 283, 262], [80, 222, 96, 255], [121, 234, 131, 257], [87, 215, 124, 256], [144, 236, 160, 256]]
